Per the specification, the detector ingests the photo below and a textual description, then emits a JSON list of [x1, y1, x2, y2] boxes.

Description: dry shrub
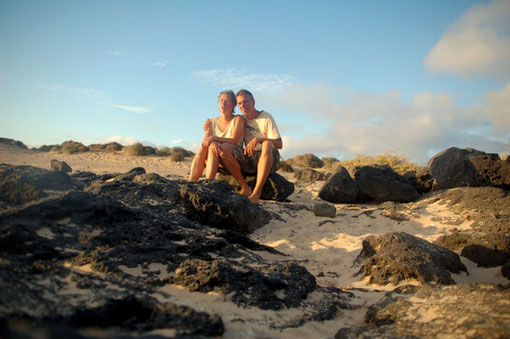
[[60, 141, 89, 154], [322, 157, 341, 171], [286, 153, 324, 168], [125, 143, 156, 156], [0, 138, 28, 149], [338, 151, 419, 175], [170, 152, 184, 162], [89, 142, 123, 152], [157, 146, 194, 158]]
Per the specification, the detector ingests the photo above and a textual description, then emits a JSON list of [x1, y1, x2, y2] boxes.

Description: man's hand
[[244, 137, 259, 156], [203, 119, 212, 132]]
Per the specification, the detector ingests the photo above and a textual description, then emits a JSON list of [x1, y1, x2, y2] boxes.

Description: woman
[[189, 90, 245, 181]]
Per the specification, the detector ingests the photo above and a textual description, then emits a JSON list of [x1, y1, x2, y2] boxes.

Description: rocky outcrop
[[218, 172, 294, 202], [318, 166, 360, 203], [294, 168, 327, 182], [434, 232, 510, 268], [354, 232, 467, 285], [403, 166, 434, 194], [180, 180, 270, 234], [313, 202, 336, 218], [0, 164, 351, 337], [335, 284, 510, 338], [0, 163, 80, 206], [428, 147, 510, 189], [353, 165, 420, 203], [50, 159, 72, 172]]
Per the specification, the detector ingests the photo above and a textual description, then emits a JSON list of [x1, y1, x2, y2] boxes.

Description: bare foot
[[248, 194, 260, 204], [240, 186, 252, 197]]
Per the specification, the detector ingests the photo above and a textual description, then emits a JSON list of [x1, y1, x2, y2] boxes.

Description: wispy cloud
[[34, 83, 109, 102], [265, 83, 506, 164], [152, 61, 168, 67], [189, 69, 295, 94], [485, 82, 510, 137], [110, 104, 151, 114], [107, 50, 123, 56], [171, 139, 183, 145], [425, 0, 510, 78]]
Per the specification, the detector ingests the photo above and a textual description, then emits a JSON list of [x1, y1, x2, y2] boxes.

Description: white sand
[[1, 145, 507, 338]]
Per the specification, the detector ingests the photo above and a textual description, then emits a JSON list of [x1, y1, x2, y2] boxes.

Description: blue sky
[[1, 0, 509, 165]]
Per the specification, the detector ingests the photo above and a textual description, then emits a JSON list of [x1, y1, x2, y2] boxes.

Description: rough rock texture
[[337, 284, 510, 338], [403, 166, 434, 194], [319, 167, 360, 203], [503, 259, 510, 279], [0, 163, 80, 206], [173, 259, 316, 310], [428, 147, 510, 189], [313, 202, 336, 218], [294, 168, 327, 182], [434, 232, 510, 267], [50, 159, 72, 173], [180, 180, 270, 234], [353, 165, 420, 203], [217, 172, 294, 202], [354, 232, 467, 285], [0, 164, 351, 337]]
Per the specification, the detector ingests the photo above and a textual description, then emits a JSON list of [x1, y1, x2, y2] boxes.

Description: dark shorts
[[220, 144, 280, 175]]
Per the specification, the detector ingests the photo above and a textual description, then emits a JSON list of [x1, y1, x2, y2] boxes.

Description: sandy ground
[[1, 145, 508, 338]]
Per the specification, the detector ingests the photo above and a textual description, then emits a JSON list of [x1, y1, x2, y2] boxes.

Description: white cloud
[[152, 61, 168, 67], [102, 136, 139, 146], [190, 69, 295, 94], [270, 84, 506, 165], [425, 0, 510, 78], [107, 50, 123, 56], [485, 83, 510, 137], [34, 83, 109, 102], [171, 139, 183, 145], [111, 104, 151, 114]]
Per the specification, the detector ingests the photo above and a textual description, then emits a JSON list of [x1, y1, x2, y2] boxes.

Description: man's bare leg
[[249, 141, 274, 203], [205, 148, 219, 179], [189, 146, 207, 181], [220, 144, 252, 196]]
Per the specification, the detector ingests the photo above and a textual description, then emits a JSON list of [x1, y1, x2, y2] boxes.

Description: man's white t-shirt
[[243, 111, 281, 150]]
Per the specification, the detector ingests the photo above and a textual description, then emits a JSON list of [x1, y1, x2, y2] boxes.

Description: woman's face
[[218, 94, 235, 114]]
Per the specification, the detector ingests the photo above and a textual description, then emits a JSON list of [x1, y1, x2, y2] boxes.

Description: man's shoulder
[[258, 110, 275, 120]]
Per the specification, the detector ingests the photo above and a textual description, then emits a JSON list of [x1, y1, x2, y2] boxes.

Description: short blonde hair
[[218, 90, 237, 112]]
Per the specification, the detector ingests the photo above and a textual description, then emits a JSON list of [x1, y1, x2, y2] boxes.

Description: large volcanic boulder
[[354, 232, 467, 285], [335, 284, 510, 338], [0, 164, 80, 207], [218, 172, 294, 202], [352, 165, 420, 203], [318, 166, 360, 203], [428, 147, 510, 189]]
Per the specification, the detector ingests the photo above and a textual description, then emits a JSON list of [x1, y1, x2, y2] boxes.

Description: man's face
[[236, 94, 255, 115]]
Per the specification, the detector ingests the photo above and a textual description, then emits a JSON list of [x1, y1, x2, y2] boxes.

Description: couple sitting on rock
[[189, 89, 282, 203]]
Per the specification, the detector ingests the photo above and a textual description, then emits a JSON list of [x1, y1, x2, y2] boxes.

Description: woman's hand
[[201, 136, 213, 148], [203, 119, 212, 132], [209, 141, 220, 157]]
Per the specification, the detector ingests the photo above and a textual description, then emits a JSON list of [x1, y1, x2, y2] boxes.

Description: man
[[220, 89, 282, 203]]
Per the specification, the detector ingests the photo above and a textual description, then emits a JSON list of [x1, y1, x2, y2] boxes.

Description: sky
[[1, 0, 509, 165]]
